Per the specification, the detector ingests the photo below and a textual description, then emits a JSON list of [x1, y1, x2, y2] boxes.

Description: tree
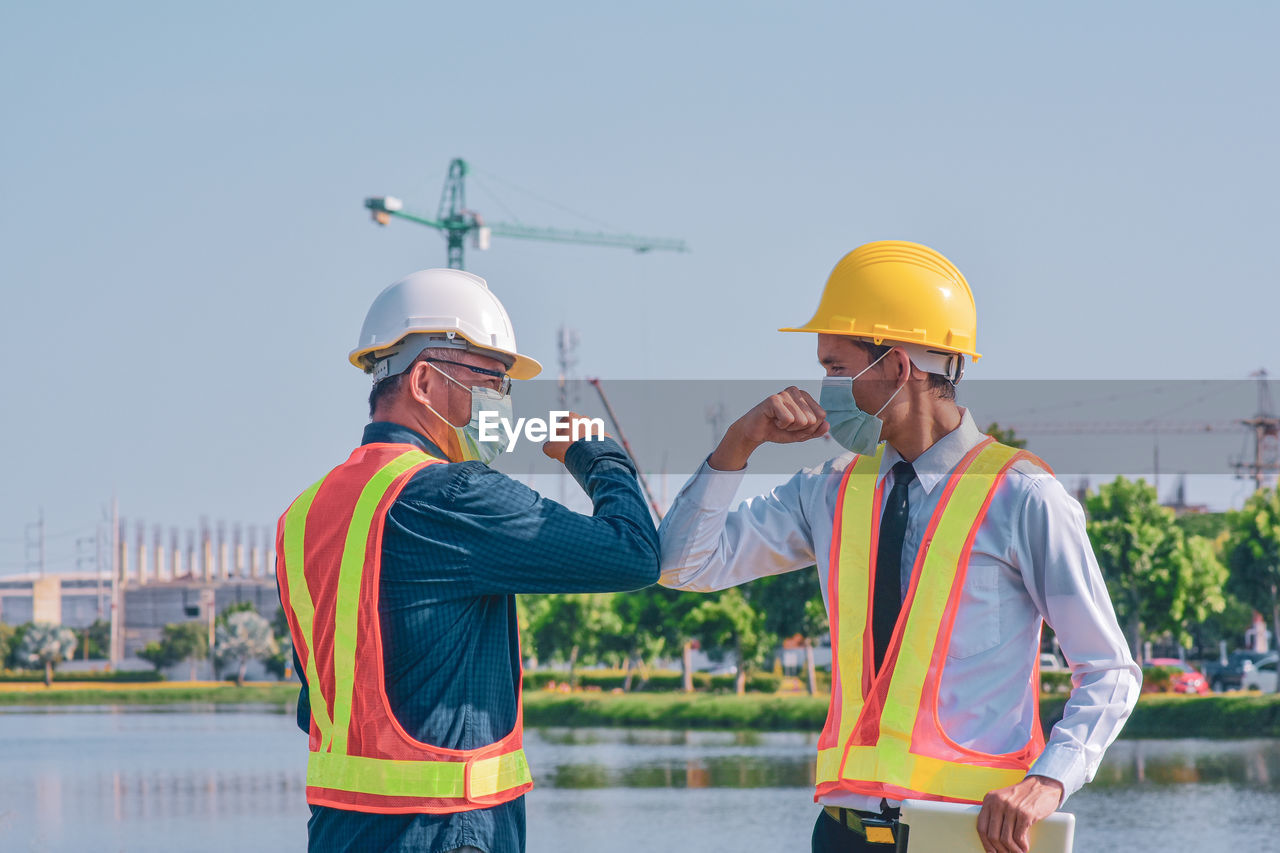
[[1225, 486, 1280, 690], [681, 588, 775, 694], [83, 619, 111, 660], [1085, 476, 1225, 661], [983, 422, 1027, 449], [526, 594, 621, 686], [756, 570, 827, 694], [609, 586, 697, 691], [215, 610, 278, 686], [263, 606, 295, 681], [0, 622, 16, 667], [138, 622, 208, 678], [17, 623, 78, 686]]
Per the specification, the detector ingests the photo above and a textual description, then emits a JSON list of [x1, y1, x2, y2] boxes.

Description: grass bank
[[7, 682, 1280, 739], [529, 691, 1280, 738], [0, 681, 298, 706], [524, 691, 829, 730]]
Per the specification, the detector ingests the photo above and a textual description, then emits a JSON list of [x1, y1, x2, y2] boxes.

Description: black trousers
[[811, 810, 898, 853]]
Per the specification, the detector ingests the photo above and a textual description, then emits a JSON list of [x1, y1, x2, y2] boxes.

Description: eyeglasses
[[424, 359, 512, 394]]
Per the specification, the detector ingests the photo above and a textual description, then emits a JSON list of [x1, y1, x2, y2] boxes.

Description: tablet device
[[897, 799, 1074, 852]]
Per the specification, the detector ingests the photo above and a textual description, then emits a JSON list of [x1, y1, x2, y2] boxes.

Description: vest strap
[[307, 747, 533, 799]]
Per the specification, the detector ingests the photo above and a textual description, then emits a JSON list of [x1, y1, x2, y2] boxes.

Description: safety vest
[[815, 438, 1050, 805], [276, 442, 534, 814]]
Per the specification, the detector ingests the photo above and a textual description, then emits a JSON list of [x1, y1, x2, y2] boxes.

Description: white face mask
[[421, 363, 513, 465]]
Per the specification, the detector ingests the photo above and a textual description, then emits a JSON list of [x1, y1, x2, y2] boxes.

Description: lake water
[[1, 705, 1278, 852]]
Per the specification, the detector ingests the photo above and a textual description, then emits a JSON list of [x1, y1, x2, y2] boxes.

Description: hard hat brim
[[777, 325, 981, 360], [350, 331, 543, 380]]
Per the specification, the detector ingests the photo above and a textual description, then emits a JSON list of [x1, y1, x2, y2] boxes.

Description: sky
[[1, 1, 1277, 574]]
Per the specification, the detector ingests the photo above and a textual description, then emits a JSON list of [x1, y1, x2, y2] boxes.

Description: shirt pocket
[[945, 560, 1002, 660]]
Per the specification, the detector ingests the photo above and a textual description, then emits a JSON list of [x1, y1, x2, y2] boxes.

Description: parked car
[[1142, 658, 1210, 695], [1205, 650, 1273, 692], [1241, 653, 1278, 693], [1039, 652, 1068, 673]]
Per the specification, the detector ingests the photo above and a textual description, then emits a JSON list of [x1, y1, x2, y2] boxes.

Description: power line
[[472, 166, 619, 231]]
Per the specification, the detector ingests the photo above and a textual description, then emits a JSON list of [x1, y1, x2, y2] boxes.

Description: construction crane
[[365, 158, 688, 270]]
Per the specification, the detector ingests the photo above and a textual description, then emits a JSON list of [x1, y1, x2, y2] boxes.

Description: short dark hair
[[368, 372, 406, 418], [848, 340, 956, 401], [366, 346, 460, 419]]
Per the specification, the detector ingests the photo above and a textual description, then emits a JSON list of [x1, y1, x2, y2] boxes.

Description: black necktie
[[873, 461, 916, 674]]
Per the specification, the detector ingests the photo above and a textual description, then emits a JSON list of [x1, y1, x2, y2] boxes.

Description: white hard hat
[[349, 269, 543, 381]]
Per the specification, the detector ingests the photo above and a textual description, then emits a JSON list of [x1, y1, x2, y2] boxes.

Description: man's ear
[[406, 361, 433, 406], [890, 347, 915, 382]]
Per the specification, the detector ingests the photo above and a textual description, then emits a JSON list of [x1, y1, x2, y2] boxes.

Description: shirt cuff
[[684, 456, 748, 507], [1027, 743, 1086, 805], [563, 435, 633, 481]]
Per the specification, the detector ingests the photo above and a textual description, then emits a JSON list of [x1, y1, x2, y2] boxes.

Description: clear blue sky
[[2, 1, 1277, 573]]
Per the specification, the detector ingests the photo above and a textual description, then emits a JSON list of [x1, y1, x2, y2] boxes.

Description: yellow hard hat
[[780, 240, 981, 360]]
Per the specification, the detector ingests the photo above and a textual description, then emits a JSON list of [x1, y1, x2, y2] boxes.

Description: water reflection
[[535, 727, 818, 789], [1089, 739, 1280, 789], [4, 710, 1280, 853]]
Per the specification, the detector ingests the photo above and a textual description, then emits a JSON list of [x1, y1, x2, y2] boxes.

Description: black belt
[[822, 804, 901, 846]]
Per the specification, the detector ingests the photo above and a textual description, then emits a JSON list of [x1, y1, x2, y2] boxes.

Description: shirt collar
[[362, 421, 448, 460], [876, 408, 985, 495]]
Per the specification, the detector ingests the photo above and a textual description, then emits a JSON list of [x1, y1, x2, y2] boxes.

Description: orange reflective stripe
[[330, 450, 434, 755], [830, 448, 884, 750], [282, 479, 332, 747], [878, 442, 1018, 741]]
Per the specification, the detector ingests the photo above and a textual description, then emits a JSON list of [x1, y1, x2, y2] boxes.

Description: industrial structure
[[0, 513, 279, 664], [364, 158, 688, 269]]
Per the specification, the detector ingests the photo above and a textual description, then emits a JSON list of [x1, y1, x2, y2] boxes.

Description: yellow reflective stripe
[[307, 748, 532, 799], [283, 479, 332, 747], [816, 746, 844, 782], [832, 447, 884, 748], [841, 744, 1026, 803], [878, 442, 1020, 740], [470, 750, 534, 798], [330, 450, 432, 755]]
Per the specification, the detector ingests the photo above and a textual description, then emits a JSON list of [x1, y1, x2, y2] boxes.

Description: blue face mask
[[819, 349, 906, 455]]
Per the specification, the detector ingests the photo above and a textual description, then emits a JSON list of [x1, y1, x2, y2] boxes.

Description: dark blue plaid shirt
[[289, 421, 659, 853]]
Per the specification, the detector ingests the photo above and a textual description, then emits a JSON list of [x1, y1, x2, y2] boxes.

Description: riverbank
[[4, 683, 1280, 738], [0, 681, 298, 706], [525, 691, 1280, 738]]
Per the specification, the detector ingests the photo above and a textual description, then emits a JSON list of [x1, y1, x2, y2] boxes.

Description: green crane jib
[[364, 158, 688, 270]]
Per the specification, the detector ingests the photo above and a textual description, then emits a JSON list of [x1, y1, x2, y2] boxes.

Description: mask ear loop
[[420, 361, 472, 428], [863, 346, 907, 417]]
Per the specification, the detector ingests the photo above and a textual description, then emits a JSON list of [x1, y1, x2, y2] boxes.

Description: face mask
[[819, 349, 906, 455], [422, 363, 513, 466]]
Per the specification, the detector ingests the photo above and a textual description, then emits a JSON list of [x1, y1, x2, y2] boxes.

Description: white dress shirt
[[659, 409, 1140, 810]]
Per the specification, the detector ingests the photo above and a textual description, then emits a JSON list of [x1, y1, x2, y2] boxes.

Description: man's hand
[[542, 411, 609, 463], [708, 387, 828, 471], [976, 775, 1064, 853]]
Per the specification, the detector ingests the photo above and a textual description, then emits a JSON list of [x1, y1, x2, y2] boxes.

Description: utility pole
[[557, 326, 580, 504], [1233, 369, 1280, 491], [109, 496, 122, 666], [25, 508, 45, 577]]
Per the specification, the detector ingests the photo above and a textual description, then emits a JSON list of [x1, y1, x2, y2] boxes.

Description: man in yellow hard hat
[[659, 241, 1139, 853]]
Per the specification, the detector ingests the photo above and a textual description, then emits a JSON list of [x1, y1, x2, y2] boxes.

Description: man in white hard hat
[[660, 241, 1139, 853], [276, 268, 659, 853]]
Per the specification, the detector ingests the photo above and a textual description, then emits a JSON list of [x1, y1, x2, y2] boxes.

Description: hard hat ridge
[[779, 239, 981, 361], [350, 268, 542, 381]]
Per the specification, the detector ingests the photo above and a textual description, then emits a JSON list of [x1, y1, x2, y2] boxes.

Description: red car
[[1142, 658, 1210, 695]]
